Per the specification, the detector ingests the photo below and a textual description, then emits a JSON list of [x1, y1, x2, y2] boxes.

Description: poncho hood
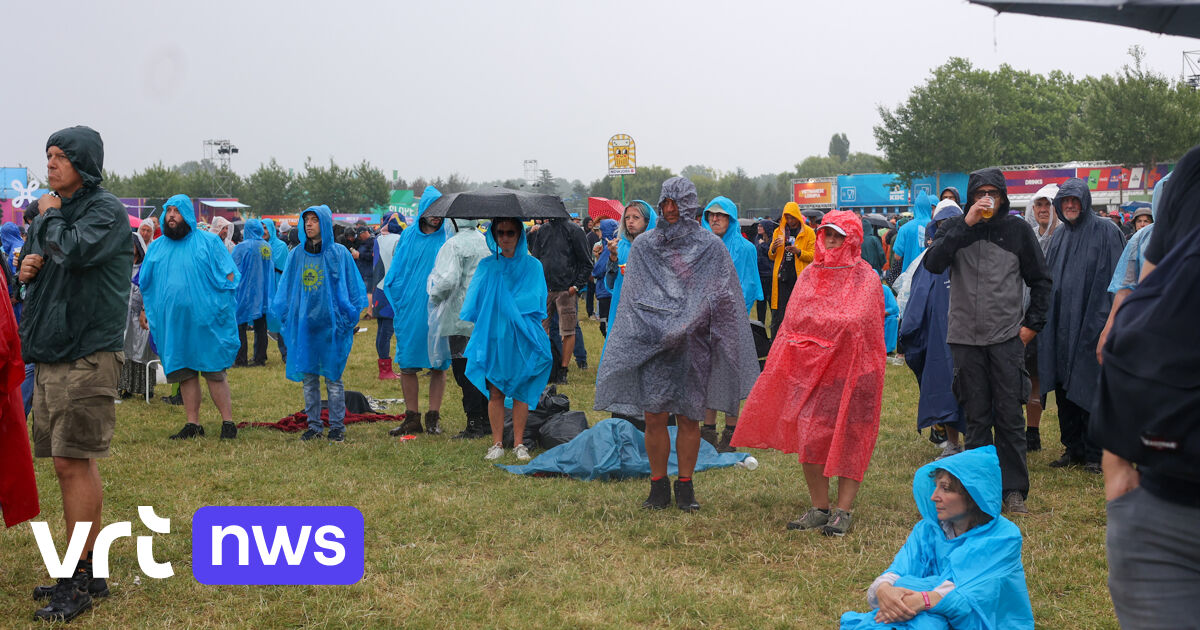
[[165, 194, 198, 230], [914, 444, 1003, 524], [618, 200, 657, 243], [417, 185, 446, 232], [780, 202, 804, 228], [1150, 171, 1172, 220], [815, 210, 864, 268], [656, 176, 702, 239], [484, 217, 530, 257], [966, 167, 1010, 217], [231, 218, 273, 325], [702, 196, 741, 243], [597, 218, 618, 244], [1, 223, 24, 256], [300, 205, 335, 249], [1053, 178, 1094, 228], [912, 191, 934, 224], [261, 217, 289, 272], [243, 218, 264, 242], [939, 186, 961, 205], [703, 196, 764, 314], [46, 126, 104, 191], [1024, 183, 1061, 246]]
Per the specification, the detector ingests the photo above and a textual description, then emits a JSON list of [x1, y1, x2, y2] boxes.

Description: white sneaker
[[514, 443, 531, 461], [935, 442, 964, 461], [485, 443, 504, 461]]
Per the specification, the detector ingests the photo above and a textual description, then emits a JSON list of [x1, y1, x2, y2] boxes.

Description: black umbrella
[[801, 209, 826, 223], [422, 186, 570, 220], [967, 0, 1200, 38], [863, 214, 891, 229]]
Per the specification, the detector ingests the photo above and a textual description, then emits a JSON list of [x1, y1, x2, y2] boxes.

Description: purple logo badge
[[192, 506, 364, 585]]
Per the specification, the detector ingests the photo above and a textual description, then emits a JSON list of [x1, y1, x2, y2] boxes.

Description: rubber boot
[[1026, 426, 1042, 452], [700, 424, 718, 448], [453, 415, 488, 440], [642, 478, 671, 510], [378, 358, 399, 381], [389, 410, 423, 436], [424, 410, 442, 435], [674, 479, 700, 512]]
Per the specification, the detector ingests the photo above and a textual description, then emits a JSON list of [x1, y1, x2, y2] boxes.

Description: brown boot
[[700, 424, 718, 447], [424, 410, 442, 435], [389, 410, 423, 436], [717, 425, 737, 453]]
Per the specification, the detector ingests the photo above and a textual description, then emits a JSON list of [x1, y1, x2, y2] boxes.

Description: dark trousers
[[949, 337, 1029, 498], [585, 277, 596, 317], [770, 281, 794, 339], [236, 316, 268, 364], [1108, 487, 1200, 628], [597, 296, 611, 337], [1057, 387, 1101, 463], [548, 310, 586, 365], [756, 275, 771, 322], [375, 317, 394, 359], [449, 335, 487, 420]]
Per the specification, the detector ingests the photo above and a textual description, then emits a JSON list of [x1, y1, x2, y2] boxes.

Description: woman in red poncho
[[732, 210, 885, 537]]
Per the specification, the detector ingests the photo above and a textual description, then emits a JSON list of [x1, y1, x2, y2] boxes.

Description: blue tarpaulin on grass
[[501, 418, 749, 480]]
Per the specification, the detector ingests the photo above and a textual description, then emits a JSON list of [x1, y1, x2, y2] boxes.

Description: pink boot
[[378, 358, 399, 380]]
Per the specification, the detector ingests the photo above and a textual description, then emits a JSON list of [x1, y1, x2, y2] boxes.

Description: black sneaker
[[673, 479, 700, 513], [327, 428, 345, 443], [161, 393, 183, 406], [220, 421, 238, 440], [169, 423, 204, 440], [1083, 462, 1102, 475], [928, 424, 948, 445], [576, 360, 587, 369], [33, 575, 93, 623], [33, 577, 108, 601], [452, 416, 489, 440], [642, 478, 671, 510], [700, 424, 718, 448], [300, 429, 323, 441], [554, 367, 568, 385]]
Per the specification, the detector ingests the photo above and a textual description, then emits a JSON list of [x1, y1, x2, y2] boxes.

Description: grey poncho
[[593, 177, 760, 419]]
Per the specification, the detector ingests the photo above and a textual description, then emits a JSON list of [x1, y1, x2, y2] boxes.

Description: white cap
[[817, 223, 847, 236]]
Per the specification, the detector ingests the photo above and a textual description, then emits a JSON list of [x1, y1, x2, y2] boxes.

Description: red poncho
[[732, 211, 886, 482], [0, 273, 38, 527]]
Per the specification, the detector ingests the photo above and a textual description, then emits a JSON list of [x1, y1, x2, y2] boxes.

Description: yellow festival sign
[[607, 134, 636, 176]]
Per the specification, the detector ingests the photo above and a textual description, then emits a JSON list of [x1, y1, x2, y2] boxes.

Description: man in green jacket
[[19, 126, 132, 623]]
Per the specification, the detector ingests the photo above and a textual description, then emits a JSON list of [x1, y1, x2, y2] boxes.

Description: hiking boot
[[717, 426, 737, 453], [424, 410, 443, 435], [674, 479, 700, 512], [168, 423, 204, 440], [554, 367, 568, 385], [300, 429, 323, 441], [1049, 451, 1085, 468], [700, 424, 718, 448], [576, 359, 587, 369], [33, 564, 94, 623], [935, 442, 964, 461], [33, 576, 108, 601], [1026, 426, 1042, 452], [786, 507, 830, 531], [514, 443, 531, 461], [161, 393, 183, 406], [1003, 492, 1029, 514], [377, 358, 399, 380], [484, 442, 505, 461], [928, 424, 948, 446], [821, 508, 854, 537], [453, 416, 489, 440], [642, 477, 671, 510], [389, 410, 423, 436], [1084, 462, 1102, 475], [219, 421, 238, 440]]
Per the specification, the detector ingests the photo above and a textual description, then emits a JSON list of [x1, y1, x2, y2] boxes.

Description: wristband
[[921, 591, 931, 609]]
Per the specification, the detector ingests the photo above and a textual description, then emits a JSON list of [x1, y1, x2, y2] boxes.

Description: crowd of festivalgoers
[[1, 126, 1197, 628]]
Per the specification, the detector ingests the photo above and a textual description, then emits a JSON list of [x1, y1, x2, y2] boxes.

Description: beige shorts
[[32, 351, 123, 459], [544, 290, 578, 337]]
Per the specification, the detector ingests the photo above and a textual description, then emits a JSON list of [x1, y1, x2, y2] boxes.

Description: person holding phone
[[767, 202, 815, 338]]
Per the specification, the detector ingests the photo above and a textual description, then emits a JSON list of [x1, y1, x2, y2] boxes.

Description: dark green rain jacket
[[19, 126, 132, 363]]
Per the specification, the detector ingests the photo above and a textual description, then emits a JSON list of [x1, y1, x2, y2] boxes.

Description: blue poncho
[[261, 218, 288, 333], [139, 194, 240, 374], [601, 200, 657, 357], [460, 221, 553, 406], [1, 223, 23, 276], [702, 196, 764, 315], [884, 283, 899, 353], [900, 242, 965, 431], [894, 191, 935, 274], [270, 205, 367, 382], [382, 186, 449, 370], [840, 446, 1034, 629], [590, 219, 618, 300], [231, 218, 274, 325]]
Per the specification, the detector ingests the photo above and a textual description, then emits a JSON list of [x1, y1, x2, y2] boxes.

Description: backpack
[[1093, 224, 1200, 482]]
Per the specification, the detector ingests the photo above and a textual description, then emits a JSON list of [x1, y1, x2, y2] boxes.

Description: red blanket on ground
[[0, 274, 38, 528], [236, 411, 403, 433]]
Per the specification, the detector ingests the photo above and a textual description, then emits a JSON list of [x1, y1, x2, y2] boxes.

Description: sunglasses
[[495, 229, 519, 237]]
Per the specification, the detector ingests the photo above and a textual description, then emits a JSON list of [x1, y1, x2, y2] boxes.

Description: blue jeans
[[302, 374, 345, 433]]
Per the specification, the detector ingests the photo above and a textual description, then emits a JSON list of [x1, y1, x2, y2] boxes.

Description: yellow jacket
[[768, 202, 815, 309]]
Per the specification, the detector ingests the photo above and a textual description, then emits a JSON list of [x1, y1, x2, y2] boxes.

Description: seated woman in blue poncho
[[460, 218, 553, 463], [841, 446, 1033, 629]]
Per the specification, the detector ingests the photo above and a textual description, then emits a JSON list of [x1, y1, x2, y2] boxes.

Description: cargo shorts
[[32, 351, 123, 459]]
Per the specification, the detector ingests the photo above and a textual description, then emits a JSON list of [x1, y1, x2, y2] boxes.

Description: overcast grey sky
[[4, 0, 1196, 186]]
